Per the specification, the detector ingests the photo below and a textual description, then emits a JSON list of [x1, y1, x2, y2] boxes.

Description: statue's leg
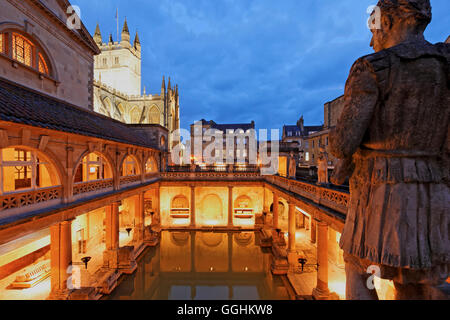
[[345, 260, 379, 300]]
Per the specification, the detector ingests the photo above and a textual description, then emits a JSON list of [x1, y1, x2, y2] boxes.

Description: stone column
[[134, 192, 145, 245], [49, 220, 73, 299], [287, 202, 297, 265], [104, 201, 120, 269], [190, 185, 196, 227], [313, 221, 330, 300], [310, 219, 317, 244], [273, 192, 279, 230], [153, 187, 160, 226], [228, 186, 234, 227]]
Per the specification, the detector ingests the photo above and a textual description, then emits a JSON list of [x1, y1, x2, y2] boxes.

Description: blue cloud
[[75, 0, 450, 132]]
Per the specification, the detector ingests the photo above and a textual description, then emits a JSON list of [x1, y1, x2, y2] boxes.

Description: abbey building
[[92, 19, 180, 150]]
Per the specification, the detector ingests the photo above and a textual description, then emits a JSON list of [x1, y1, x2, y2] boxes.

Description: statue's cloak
[[329, 40, 449, 282]]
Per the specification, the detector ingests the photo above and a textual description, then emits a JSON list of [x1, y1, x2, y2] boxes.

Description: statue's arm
[[329, 59, 379, 159]]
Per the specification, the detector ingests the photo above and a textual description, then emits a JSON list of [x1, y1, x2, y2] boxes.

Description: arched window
[[121, 156, 138, 177], [130, 107, 141, 124], [0, 148, 60, 193], [149, 106, 160, 124], [0, 33, 4, 54], [74, 153, 113, 183], [0, 31, 52, 76]]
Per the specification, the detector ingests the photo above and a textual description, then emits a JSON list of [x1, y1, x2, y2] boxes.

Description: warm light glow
[[203, 219, 220, 226], [172, 218, 190, 226], [328, 280, 346, 300], [234, 218, 255, 227], [336, 232, 341, 244]]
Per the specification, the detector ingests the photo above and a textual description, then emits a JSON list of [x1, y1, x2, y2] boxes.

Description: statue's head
[[370, 0, 432, 52]]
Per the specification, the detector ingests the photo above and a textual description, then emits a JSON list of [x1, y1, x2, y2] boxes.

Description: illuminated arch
[[72, 151, 114, 183], [234, 195, 253, 210], [120, 154, 141, 177], [200, 194, 223, 224], [145, 156, 158, 173], [171, 195, 189, 209], [0, 146, 62, 194]]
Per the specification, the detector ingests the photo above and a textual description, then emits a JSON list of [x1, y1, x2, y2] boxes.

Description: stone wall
[[0, 0, 96, 109]]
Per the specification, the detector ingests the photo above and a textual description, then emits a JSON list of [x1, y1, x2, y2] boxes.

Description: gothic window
[[115, 57, 119, 65], [149, 106, 160, 124], [130, 107, 141, 123], [0, 148, 59, 194]]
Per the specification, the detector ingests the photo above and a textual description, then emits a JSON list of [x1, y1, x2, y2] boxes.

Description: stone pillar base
[[118, 246, 137, 274], [47, 289, 73, 300], [312, 287, 340, 300], [103, 249, 120, 269], [288, 251, 298, 266]]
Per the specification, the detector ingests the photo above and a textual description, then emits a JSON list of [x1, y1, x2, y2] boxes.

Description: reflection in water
[[107, 231, 290, 300]]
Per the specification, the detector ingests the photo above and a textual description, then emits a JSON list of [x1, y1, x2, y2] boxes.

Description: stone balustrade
[[73, 179, 114, 196], [264, 175, 349, 215], [0, 186, 62, 212]]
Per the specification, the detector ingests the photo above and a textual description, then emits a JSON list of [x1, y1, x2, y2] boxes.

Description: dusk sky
[[75, 0, 450, 132]]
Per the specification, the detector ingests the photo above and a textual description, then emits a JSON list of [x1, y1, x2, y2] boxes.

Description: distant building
[[92, 20, 180, 150], [190, 119, 256, 165], [305, 96, 344, 168], [282, 116, 322, 166], [446, 36, 450, 44]]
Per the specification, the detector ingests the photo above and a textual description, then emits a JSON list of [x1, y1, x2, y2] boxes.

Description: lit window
[[38, 53, 49, 74], [74, 153, 113, 183], [121, 156, 138, 176], [0, 33, 4, 53], [0, 148, 59, 193], [12, 33, 33, 67], [145, 157, 158, 173]]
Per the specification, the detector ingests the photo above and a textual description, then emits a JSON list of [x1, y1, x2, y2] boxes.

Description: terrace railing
[[73, 179, 114, 196], [0, 186, 62, 211], [264, 175, 349, 215]]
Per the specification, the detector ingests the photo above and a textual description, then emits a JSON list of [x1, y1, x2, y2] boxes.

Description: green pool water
[[107, 231, 290, 300]]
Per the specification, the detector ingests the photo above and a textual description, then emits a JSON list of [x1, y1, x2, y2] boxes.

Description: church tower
[[94, 18, 141, 96]]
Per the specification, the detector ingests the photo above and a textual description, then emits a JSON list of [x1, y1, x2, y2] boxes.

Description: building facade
[[189, 119, 256, 166], [92, 20, 180, 150]]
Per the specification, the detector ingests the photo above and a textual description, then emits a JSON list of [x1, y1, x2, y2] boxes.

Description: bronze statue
[[329, 0, 449, 300]]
